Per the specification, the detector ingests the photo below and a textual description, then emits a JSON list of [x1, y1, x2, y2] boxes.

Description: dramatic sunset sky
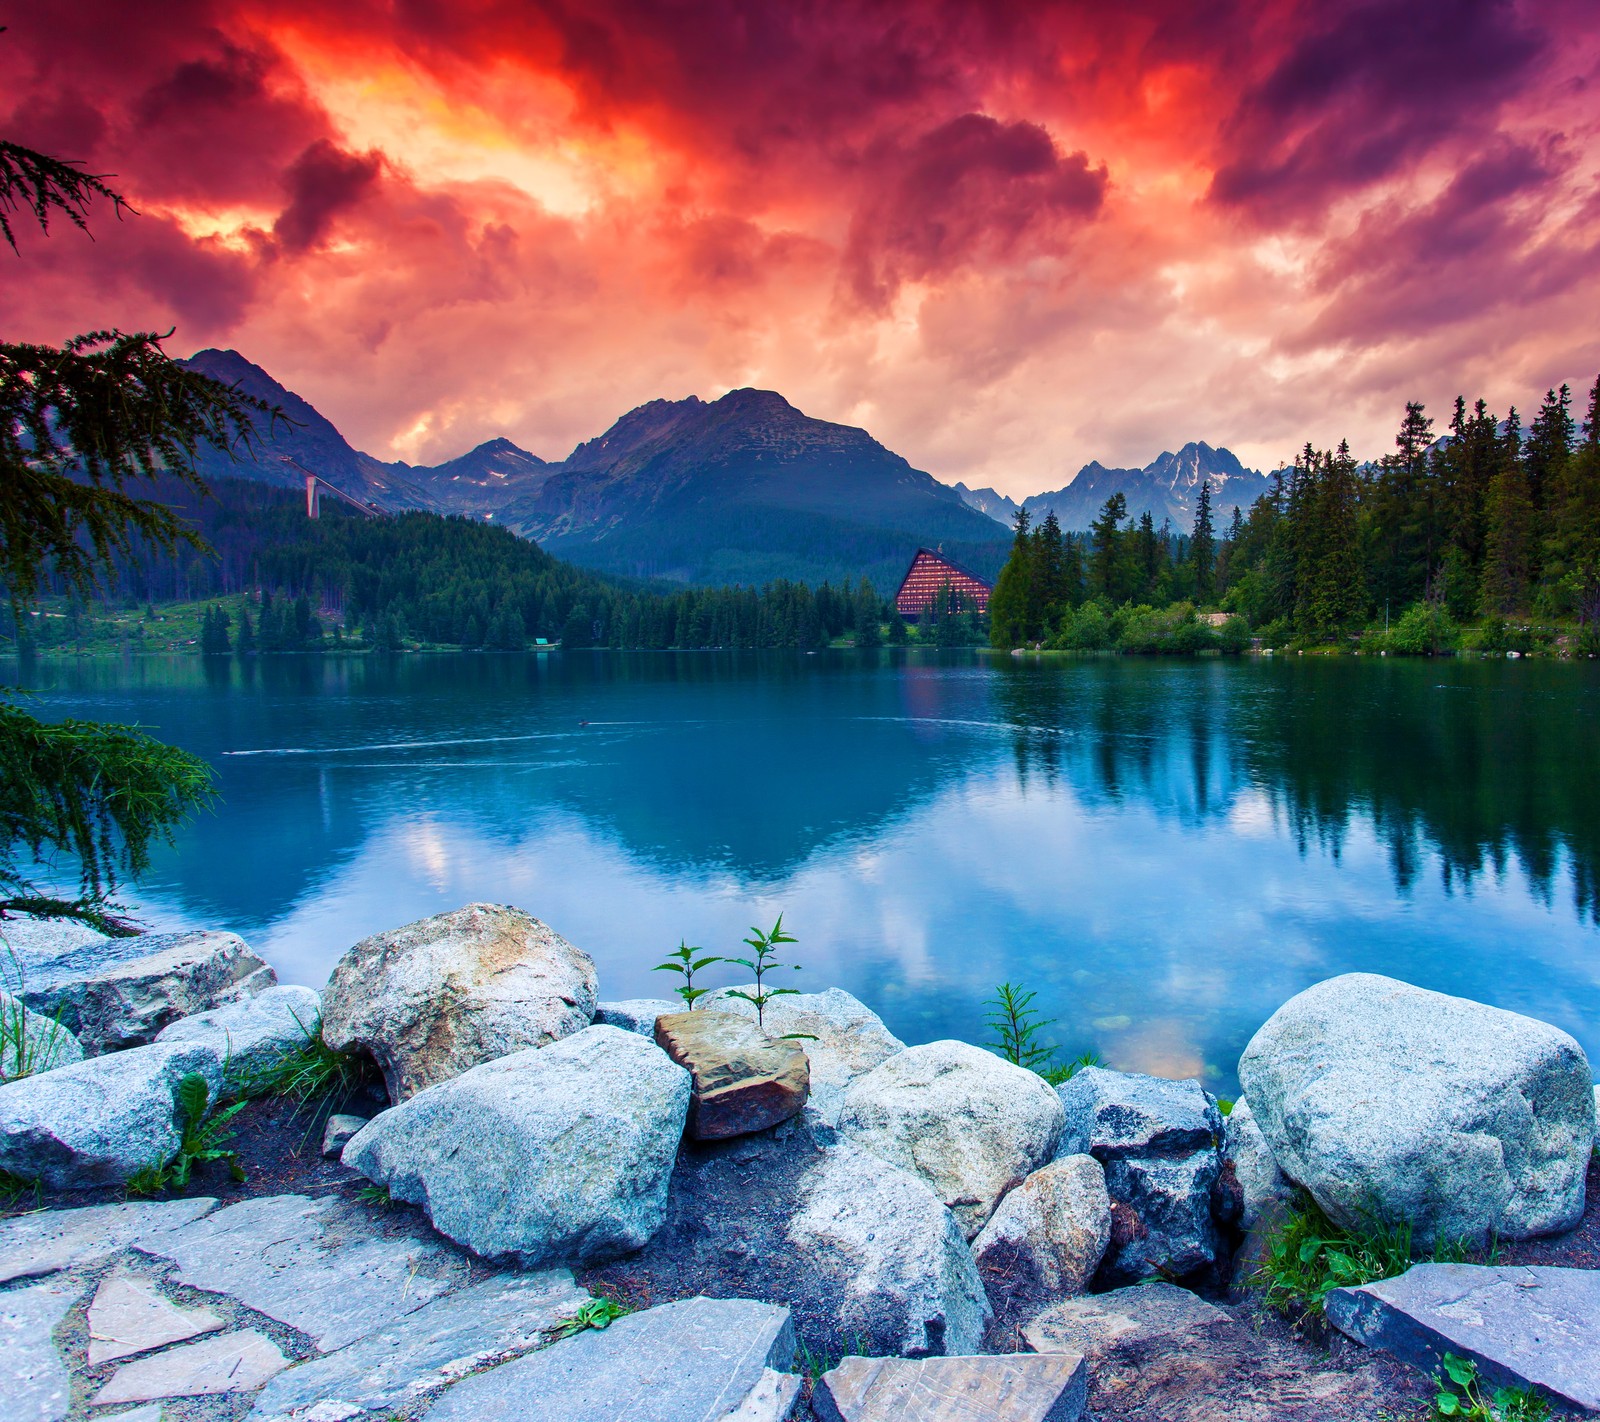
[[4, 0, 1599, 495]]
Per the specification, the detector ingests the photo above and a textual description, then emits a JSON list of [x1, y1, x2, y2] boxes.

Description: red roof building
[[894, 548, 994, 620]]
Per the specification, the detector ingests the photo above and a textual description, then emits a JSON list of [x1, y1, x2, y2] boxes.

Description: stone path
[[0, 1192, 805, 1421]]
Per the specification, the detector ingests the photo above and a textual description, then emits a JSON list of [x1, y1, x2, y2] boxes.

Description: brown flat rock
[[87, 1273, 224, 1364], [814, 1353, 1087, 1422], [92, 1329, 290, 1405], [655, 1010, 809, 1140]]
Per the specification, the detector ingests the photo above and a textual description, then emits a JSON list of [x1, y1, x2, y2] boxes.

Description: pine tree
[[1190, 481, 1216, 602], [1481, 409, 1533, 614], [234, 599, 256, 656], [1525, 384, 1576, 511], [200, 605, 231, 655], [1088, 494, 1127, 602], [988, 507, 1033, 649]]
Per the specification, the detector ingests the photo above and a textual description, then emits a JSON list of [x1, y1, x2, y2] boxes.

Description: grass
[[1254, 1189, 1480, 1324], [0, 1167, 41, 1212], [236, 1024, 365, 1106], [0, 945, 77, 1085], [356, 1183, 394, 1208]]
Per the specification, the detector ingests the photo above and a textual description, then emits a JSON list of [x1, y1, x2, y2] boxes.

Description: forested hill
[[78, 473, 892, 651]]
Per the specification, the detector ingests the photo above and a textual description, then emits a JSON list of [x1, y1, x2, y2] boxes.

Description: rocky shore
[[3, 902, 1598, 1421]]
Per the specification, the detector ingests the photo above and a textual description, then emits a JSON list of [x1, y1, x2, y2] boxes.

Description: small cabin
[[894, 549, 994, 621]]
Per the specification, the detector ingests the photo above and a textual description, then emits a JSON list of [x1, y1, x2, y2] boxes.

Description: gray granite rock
[[320, 1112, 369, 1158], [1056, 1067, 1220, 1160], [656, 1009, 810, 1140], [0, 1039, 229, 1188], [344, 1025, 689, 1267], [155, 984, 322, 1083], [0, 911, 110, 965], [92, 1329, 290, 1404], [706, 986, 906, 1125], [1241, 973, 1596, 1246], [134, 1192, 474, 1352], [972, 1154, 1110, 1319], [1221, 1098, 1292, 1229], [0, 992, 83, 1081], [1, 1277, 82, 1422], [1051, 1067, 1224, 1287], [246, 1270, 588, 1421], [422, 1295, 796, 1422], [1326, 1262, 1600, 1411], [814, 1353, 1087, 1422], [87, 1272, 224, 1364], [20, 929, 275, 1054], [725, 1368, 803, 1421], [596, 998, 681, 1035], [587, 1114, 988, 1359], [0, 1197, 215, 1284], [838, 1041, 1064, 1238], [321, 902, 597, 1102]]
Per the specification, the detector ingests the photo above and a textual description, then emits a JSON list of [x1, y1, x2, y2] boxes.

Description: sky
[[4, 0, 1599, 498]]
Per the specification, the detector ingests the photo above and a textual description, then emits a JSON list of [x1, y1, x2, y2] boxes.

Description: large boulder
[[838, 1041, 1064, 1238], [972, 1154, 1110, 1324], [707, 986, 906, 1124], [655, 1010, 809, 1139], [20, 930, 275, 1055], [155, 985, 322, 1085], [1240, 973, 1596, 1246], [585, 1114, 990, 1360], [1055, 1067, 1224, 1288], [321, 903, 597, 1101], [0, 1040, 227, 1188], [343, 1024, 689, 1266], [0, 992, 83, 1081]]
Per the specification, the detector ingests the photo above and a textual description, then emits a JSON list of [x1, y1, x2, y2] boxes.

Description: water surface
[[9, 650, 1599, 1093]]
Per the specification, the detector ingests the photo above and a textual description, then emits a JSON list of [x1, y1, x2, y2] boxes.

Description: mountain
[[1023, 443, 1275, 532], [412, 437, 554, 518], [953, 483, 1020, 525]]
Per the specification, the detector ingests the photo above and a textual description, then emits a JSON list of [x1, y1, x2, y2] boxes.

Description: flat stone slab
[[88, 1272, 224, 1364], [1021, 1281, 1232, 1364], [246, 1269, 588, 1421], [1326, 1262, 1600, 1410], [134, 1192, 474, 1352], [422, 1295, 796, 1421], [93, 1328, 290, 1405], [0, 1197, 215, 1284], [1, 1277, 82, 1422], [815, 1354, 1087, 1422], [656, 1010, 809, 1140]]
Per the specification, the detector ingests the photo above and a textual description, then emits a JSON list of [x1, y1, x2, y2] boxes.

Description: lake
[[8, 650, 1600, 1094]]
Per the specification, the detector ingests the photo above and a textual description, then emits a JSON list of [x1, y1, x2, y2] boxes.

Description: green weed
[[723, 915, 803, 1031], [169, 1073, 247, 1187], [0, 1166, 41, 1212], [0, 945, 76, 1083], [652, 941, 723, 1010], [235, 1013, 364, 1107], [125, 1162, 171, 1198], [984, 982, 1101, 1086], [356, 1183, 393, 1208], [1433, 1352, 1550, 1421], [1255, 1190, 1475, 1323], [546, 1296, 630, 1342]]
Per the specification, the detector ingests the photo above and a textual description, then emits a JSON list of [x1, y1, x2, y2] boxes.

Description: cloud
[[273, 139, 382, 253]]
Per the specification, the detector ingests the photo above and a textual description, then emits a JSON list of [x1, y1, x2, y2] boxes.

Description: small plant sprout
[[984, 982, 1058, 1072], [548, 1295, 631, 1342], [653, 941, 723, 1010], [168, 1072, 248, 1187], [724, 915, 802, 1031], [1433, 1352, 1550, 1421]]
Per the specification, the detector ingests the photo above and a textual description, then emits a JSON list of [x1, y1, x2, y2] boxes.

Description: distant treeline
[[990, 378, 1600, 651], [27, 474, 926, 651]]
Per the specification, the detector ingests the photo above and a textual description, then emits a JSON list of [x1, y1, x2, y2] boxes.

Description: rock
[[345, 1024, 689, 1266], [838, 1041, 1064, 1238], [154, 984, 322, 1083], [0, 1040, 228, 1189], [1221, 1099, 1292, 1229], [656, 1010, 810, 1139], [1022, 1281, 1233, 1363], [1, 1277, 81, 1422], [1240, 973, 1596, 1246], [726, 1369, 803, 1421], [1326, 1262, 1600, 1412], [1054, 1067, 1223, 1287], [972, 1155, 1110, 1323], [320, 1112, 369, 1158], [87, 1272, 224, 1364], [20, 929, 275, 1054], [320, 902, 597, 1101], [1056, 1067, 1220, 1160], [814, 1353, 1087, 1422], [422, 1296, 796, 1422], [134, 1192, 475, 1353], [246, 1270, 588, 1422], [596, 998, 681, 1034], [92, 1329, 290, 1405], [0, 992, 83, 1081], [707, 986, 906, 1125], [587, 1114, 989, 1359], [0, 911, 109, 963], [0, 1197, 215, 1284]]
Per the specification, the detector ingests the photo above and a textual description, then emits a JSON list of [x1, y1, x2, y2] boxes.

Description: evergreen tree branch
[[0, 139, 130, 252]]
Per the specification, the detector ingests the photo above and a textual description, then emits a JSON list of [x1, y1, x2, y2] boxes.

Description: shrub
[[1050, 601, 1113, 651], [1386, 601, 1461, 656], [1117, 603, 1214, 655]]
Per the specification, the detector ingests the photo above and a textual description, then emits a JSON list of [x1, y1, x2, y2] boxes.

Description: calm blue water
[[9, 651, 1600, 1093]]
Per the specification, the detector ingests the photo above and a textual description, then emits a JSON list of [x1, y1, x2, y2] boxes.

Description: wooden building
[[894, 548, 994, 621]]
